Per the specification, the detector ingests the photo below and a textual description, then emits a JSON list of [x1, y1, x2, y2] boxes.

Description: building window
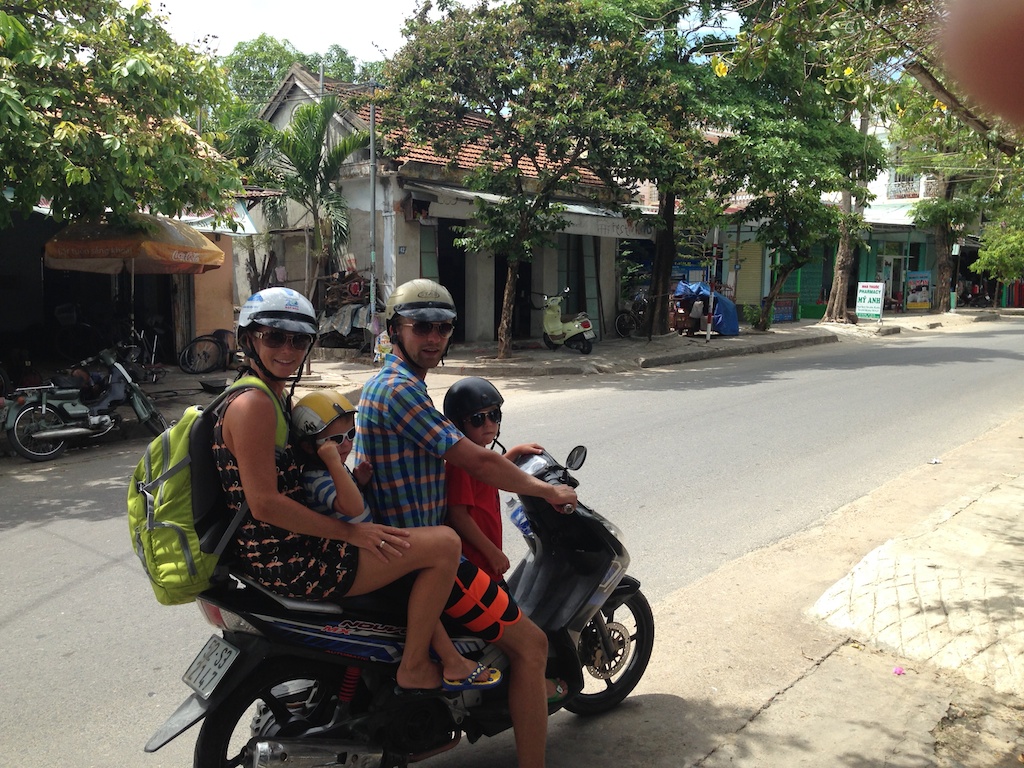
[[888, 170, 920, 199], [420, 226, 438, 281]]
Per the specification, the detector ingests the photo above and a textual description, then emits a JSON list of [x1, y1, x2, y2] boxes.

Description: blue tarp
[[673, 281, 740, 336]]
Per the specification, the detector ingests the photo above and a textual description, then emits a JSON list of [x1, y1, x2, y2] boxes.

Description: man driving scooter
[[354, 278, 577, 768]]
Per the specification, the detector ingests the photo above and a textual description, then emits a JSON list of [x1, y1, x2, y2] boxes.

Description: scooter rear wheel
[[8, 403, 68, 462], [578, 339, 593, 355], [564, 589, 654, 716], [194, 658, 358, 768]]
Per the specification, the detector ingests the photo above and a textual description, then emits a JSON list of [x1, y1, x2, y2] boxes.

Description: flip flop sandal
[[547, 678, 570, 704], [441, 661, 503, 692]]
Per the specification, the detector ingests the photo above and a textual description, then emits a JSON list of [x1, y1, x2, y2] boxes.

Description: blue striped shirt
[[353, 354, 464, 528], [301, 466, 371, 523]]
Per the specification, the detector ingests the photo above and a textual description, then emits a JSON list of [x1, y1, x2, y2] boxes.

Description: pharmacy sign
[[856, 282, 885, 320]]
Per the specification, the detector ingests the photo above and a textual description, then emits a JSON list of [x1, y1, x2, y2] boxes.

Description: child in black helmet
[[442, 377, 542, 582], [442, 376, 569, 704]]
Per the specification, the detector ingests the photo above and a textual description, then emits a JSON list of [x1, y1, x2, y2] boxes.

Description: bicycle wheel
[[613, 312, 637, 338], [178, 335, 225, 374]]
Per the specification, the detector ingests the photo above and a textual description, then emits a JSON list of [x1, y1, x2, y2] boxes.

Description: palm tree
[[258, 94, 370, 298]]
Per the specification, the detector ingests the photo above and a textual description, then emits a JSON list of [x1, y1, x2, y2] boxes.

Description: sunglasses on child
[[254, 330, 315, 350], [466, 408, 502, 428], [402, 321, 455, 338], [317, 427, 357, 446]]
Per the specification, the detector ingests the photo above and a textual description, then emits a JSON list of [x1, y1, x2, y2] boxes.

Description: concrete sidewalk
[[629, 374, 1024, 767]]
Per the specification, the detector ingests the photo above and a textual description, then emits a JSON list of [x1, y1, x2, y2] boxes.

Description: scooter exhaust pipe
[[31, 426, 101, 440], [252, 740, 384, 767]]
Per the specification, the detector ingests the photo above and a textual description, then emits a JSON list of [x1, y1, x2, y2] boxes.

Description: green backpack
[[127, 376, 289, 606]]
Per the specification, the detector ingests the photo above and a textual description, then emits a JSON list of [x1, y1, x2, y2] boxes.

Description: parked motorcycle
[[3, 346, 168, 462], [537, 288, 597, 354], [144, 445, 654, 768]]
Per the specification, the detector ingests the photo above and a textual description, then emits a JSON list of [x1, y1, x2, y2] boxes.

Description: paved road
[[491, 320, 1024, 603], [0, 320, 1021, 767]]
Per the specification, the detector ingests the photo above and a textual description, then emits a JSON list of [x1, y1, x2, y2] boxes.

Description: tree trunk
[[645, 191, 677, 337], [824, 211, 854, 322], [496, 257, 519, 359], [934, 223, 953, 313], [757, 259, 799, 331], [245, 236, 260, 296]]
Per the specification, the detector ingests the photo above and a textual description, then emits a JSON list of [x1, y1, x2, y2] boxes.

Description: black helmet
[[443, 377, 504, 424]]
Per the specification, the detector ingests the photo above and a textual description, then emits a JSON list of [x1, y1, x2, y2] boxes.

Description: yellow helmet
[[291, 390, 356, 438]]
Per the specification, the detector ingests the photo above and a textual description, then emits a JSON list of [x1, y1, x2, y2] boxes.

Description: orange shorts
[[444, 560, 522, 643]]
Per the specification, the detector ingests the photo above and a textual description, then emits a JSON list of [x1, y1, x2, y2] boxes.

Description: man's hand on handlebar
[[547, 484, 578, 515]]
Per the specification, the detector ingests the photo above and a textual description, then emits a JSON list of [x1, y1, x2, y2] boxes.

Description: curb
[[638, 332, 838, 369]]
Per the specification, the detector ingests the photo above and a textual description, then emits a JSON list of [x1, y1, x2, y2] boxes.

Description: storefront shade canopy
[[44, 213, 224, 274]]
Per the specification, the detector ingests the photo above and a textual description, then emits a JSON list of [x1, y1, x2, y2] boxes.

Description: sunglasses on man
[[402, 321, 455, 339], [316, 427, 357, 446], [254, 329, 315, 351], [466, 408, 502, 428]]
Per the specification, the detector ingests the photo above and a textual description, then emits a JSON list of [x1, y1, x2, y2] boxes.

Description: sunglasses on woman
[[254, 330, 314, 351], [466, 408, 502, 428], [403, 321, 455, 338], [316, 427, 357, 446]]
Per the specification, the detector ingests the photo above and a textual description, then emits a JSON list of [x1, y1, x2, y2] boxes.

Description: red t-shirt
[[445, 463, 502, 581]]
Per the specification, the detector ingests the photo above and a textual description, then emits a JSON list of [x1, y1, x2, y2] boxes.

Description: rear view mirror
[[566, 445, 587, 471]]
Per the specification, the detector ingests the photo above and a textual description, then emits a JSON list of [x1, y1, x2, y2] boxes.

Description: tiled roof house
[[255, 63, 654, 343]]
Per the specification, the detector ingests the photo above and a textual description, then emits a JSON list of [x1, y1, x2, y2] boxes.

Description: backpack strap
[[219, 375, 289, 450]]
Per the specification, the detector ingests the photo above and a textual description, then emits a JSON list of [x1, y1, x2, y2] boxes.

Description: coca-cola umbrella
[[44, 213, 224, 275]]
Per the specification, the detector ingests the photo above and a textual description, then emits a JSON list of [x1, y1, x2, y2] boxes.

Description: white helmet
[[238, 287, 318, 336]]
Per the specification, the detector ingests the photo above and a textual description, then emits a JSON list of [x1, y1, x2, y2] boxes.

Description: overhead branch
[[905, 60, 1018, 158]]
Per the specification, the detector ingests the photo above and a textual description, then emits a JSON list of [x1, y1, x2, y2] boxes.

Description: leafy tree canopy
[[220, 35, 358, 115], [975, 212, 1024, 287], [381, 0, 673, 355], [383, 0, 671, 258], [0, 0, 243, 228]]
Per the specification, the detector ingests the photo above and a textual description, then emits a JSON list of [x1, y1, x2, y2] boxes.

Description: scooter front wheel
[[542, 333, 558, 351], [8, 403, 68, 462], [564, 589, 654, 716], [143, 412, 169, 436]]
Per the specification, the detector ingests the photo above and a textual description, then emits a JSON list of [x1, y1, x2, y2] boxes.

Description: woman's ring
[[378, 539, 386, 549]]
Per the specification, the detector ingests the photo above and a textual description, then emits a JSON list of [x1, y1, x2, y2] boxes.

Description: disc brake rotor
[[583, 620, 629, 679]]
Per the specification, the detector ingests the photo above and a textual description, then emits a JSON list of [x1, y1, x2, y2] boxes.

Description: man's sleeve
[[389, 381, 463, 458]]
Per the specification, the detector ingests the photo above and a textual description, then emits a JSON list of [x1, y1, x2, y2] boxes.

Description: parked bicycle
[[120, 325, 168, 384], [178, 329, 237, 375], [614, 289, 650, 338]]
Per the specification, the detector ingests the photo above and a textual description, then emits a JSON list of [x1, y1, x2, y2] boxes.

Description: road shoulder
[[633, 409, 1024, 766]]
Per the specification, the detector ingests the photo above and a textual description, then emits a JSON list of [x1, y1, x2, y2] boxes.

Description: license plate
[[583, 330, 596, 339], [182, 635, 239, 699]]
